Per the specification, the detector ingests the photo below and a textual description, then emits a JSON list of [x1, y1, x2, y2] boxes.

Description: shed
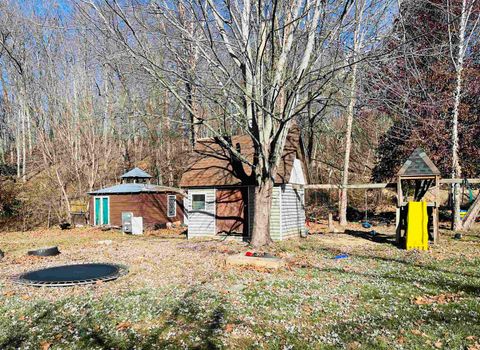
[[180, 126, 308, 241], [88, 167, 184, 228]]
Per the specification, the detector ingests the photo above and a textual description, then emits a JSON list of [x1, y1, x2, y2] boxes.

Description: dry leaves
[[3, 290, 16, 297], [116, 321, 132, 331], [412, 293, 461, 305], [411, 329, 428, 337], [40, 341, 51, 350]]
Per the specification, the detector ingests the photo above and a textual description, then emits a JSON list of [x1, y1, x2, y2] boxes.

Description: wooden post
[[433, 175, 440, 244], [462, 193, 480, 231], [396, 176, 403, 245], [328, 212, 335, 233], [395, 207, 401, 244]]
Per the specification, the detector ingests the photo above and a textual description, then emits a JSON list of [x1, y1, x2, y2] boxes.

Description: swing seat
[[362, 222, 372, 229]]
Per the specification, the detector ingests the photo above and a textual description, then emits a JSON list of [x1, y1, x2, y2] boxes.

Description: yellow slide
[[406, 201, 429, 251]]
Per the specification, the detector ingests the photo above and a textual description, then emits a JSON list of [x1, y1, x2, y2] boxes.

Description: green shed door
[[102, 197, 109, 225], [95, 198, 101, 225]]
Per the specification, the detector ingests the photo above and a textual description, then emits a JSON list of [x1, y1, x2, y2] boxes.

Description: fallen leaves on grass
[[411, 329, 428, 337], [412, 293, 462, 305], [116, 321, 132, 331], [467, 343, 480, 350], [40, 341, 51, 350]]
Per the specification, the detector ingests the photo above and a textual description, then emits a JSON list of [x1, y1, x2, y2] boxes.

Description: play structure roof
[[120, 167, 152, 179], [397, 148, 441, 177]]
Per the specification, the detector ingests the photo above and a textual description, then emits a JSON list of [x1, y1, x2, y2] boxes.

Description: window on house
[[167, 195, 176, 217], [192, 194, 206, 210]]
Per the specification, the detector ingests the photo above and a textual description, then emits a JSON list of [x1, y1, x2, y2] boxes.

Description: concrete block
[[225, 254, 285, 269]]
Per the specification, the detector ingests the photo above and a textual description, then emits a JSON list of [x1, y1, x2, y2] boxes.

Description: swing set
[[306, 148, 480, 247]]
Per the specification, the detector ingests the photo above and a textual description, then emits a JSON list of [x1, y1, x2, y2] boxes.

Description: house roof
[[397, 148, 441, 177], [180, 126, 306, 187], [89, 183, 183, 195], [121, 167, 152, 179]]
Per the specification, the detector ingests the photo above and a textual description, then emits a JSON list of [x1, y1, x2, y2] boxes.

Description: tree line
[[0, 0, 478, 243]]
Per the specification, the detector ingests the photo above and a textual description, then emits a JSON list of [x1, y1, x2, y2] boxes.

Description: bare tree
[[339, 0, 367, 226], [80, 0, 364, 245], [447, 0, 479, 230]]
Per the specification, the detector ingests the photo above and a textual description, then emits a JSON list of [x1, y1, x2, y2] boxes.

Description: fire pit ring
[[27, 246, 60, 257]]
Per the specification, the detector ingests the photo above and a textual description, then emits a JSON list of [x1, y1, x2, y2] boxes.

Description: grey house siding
[[248, 186, 255, 237], [185, 185, 305, 241], [187, 188, 216, 237], [270, 186, 282, 240], [280, 184, 305, 239]]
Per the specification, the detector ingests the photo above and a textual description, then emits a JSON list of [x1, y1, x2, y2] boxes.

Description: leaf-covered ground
[[0, 226, 479, 349]]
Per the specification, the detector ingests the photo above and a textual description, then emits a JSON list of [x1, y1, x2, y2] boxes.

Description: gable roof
[[121, 167, 152, 179], [397, 148, 441, 177], [88, 183, 182, 195], [180, 127, 307, 187]]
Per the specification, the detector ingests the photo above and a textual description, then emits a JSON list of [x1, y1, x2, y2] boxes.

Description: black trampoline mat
[[15, 263, 127, 286]]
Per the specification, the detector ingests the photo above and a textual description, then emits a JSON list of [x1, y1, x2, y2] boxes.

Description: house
[[180, 126, 308, 240], [88, 167, 184, 228]]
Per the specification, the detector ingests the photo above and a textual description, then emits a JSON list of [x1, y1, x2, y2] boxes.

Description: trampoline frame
[[12, 263, 128, 287]]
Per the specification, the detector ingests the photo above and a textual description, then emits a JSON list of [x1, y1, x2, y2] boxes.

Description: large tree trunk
[[250, 178, 274, 247], [450, 0, 471, 231], [339, 61, 359, 226], [339, 0, 365, 226]]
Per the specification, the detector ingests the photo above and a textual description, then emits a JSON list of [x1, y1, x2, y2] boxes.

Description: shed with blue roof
[[88, 167, 184, 228]]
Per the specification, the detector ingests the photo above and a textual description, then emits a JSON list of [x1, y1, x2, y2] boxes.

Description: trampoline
[[13, 263, 128, 287]]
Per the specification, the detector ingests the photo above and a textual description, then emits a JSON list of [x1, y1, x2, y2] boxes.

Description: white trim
[[246, 187, 250, 237], [279, 186, 283, 239], [183, 195, 189, 225], [93, 196, 110, 226], [289, 158, 306, 185], [213, 188, 216, 234], [167, 195, 177, 218]]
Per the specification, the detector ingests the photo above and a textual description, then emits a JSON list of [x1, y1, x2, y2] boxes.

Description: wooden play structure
[[395, 148, 441, 246], [306, 147, 480, 247]]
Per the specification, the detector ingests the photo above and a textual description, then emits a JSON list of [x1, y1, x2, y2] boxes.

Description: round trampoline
[[14, 263, 128, 287]]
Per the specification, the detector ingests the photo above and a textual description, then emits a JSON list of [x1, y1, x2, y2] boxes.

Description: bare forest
[[0, 0, 479, 240]]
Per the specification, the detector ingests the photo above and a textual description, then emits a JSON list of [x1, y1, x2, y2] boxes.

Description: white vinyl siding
[[280, 184, 305, 239], [187, 189, 216, 237], [185, 184, 305, 241], [269, 186, 282, 240], [247, 186, 255, 237]]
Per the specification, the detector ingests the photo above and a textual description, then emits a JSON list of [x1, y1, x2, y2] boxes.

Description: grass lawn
[[1, 225, 480, 349]]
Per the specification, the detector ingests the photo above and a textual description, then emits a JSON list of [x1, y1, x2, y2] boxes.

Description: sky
[[16, 0, 74, 18]]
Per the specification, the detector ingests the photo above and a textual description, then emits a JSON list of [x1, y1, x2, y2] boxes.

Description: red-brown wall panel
[[89, 193, 184, 228]]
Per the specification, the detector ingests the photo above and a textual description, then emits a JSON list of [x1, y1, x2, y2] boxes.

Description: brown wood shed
[[180, 125, 309, 240], [88, 167, 184, 228]]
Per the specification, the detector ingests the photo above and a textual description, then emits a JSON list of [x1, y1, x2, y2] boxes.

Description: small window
[[167, 195, 177, 217], [192, 194, 206, 210]]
